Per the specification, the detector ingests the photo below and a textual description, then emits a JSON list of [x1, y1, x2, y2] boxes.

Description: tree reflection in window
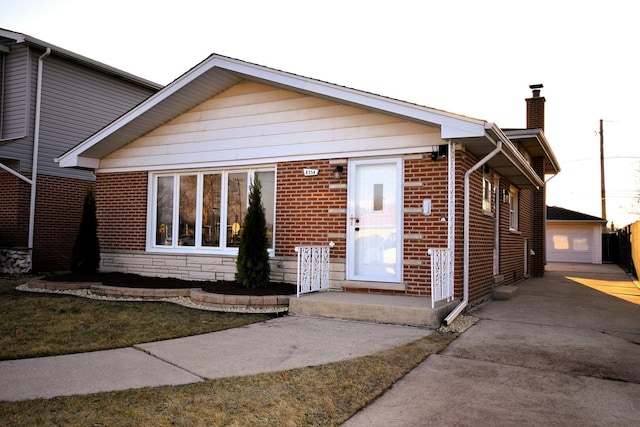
[[255, 171, 275, 247], [178, 175, 197, 246], [202, 174, 221, 246], [227, 173, 247, 247], [152, 169, 275, 251], [156, 176, 174, 245]]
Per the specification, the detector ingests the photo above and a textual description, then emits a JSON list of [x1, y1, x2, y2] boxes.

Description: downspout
[[443, 129, 502, 325], [27, 47, 51, 266]]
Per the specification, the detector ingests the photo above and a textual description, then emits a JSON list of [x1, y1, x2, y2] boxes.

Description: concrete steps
[[492, 285, 520, 300], [289, 291, 459, 328]]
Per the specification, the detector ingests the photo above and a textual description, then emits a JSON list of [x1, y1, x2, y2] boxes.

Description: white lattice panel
[[428, 248, 454, 308], [295, 245, 331, 296]]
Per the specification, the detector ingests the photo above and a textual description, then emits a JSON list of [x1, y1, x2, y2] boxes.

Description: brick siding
[[498, 179, 534, 285], [462, 154, 495, 302], [402, 155, 448, 295], [0, 171, 91, 272], [93, 151, 539, 302], [95, 172, 147, 252], [275, 159, 347, 259], [0, 171, 30, 248], [531, 156, 546, 276], [32, 175, 90, 272]]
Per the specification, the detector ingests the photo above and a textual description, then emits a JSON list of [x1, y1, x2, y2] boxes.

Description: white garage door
[[546, 224, 599, 264]]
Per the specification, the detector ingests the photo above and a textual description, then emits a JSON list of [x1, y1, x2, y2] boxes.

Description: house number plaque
[[303, 168, 320, 176]]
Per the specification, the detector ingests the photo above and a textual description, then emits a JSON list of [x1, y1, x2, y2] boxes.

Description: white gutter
[[27, 47, 51, 261], [0, 162, 32, 184], [443, 126, 503, 325]]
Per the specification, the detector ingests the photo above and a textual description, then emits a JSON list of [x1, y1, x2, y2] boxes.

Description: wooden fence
[[604, 223, 638, 278]]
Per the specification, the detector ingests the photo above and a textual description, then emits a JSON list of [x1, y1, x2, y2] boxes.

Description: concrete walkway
[[343, 263, 640, 426], [0, 316, 431, 401]]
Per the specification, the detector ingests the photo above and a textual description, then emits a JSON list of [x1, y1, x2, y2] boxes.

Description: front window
[[156, 176, 174, 246], [150, 169, 275, 252], [179, 175, 197, 246], [227, 173, 247, 247], [201, 173, 222, 247]]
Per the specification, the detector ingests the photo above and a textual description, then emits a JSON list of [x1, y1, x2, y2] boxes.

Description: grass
[[0, 275, 460, 426], [0, 276, 274, 360], [0, 332, 457, 426]]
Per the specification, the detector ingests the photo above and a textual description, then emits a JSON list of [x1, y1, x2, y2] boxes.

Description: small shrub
[[235, 176, 271, 288], [70, 185, 100, 274]]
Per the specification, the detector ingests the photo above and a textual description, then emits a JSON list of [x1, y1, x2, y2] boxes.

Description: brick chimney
[[527, 83, 547, 278], [526, 84, 545, 130]]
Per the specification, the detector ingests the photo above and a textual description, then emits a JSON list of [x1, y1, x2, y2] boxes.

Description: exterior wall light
[[431, 144, 448, 161], [501, 188, 509, 204], [333, 165, 344, 179]]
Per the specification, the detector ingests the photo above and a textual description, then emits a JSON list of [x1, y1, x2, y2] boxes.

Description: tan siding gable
[[101, 80, 441, 170]]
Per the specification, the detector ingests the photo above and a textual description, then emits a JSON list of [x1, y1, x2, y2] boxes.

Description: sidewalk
[[343, 263, 640, 426], [0, 316, 431, 401]]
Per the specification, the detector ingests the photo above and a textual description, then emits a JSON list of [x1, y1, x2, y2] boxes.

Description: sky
[[3, 0, 639, 227]]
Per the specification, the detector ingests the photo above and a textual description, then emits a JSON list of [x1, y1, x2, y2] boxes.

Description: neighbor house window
[[150, 169, 275, 252], [509, 186, 519, 231]]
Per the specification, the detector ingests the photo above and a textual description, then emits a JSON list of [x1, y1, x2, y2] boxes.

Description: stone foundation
[[0, 248, 31, 274]]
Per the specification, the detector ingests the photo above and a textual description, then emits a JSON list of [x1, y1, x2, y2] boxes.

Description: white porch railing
[[428, 248, 454, 308], [295, 244, 332, 297]]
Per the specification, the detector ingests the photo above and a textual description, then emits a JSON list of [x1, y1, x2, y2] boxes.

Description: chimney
[[526, 83, 547, 278], [526, 83, 545, 130]]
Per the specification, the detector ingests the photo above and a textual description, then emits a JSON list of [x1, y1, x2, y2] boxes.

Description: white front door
[[347, 158, 402, 282]]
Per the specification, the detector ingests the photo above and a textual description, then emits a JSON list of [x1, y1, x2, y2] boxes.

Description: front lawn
[[0, 276, 274, 360], [0, 275, 463, 426]]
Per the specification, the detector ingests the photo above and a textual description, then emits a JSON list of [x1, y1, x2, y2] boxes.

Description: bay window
[[150, 168, 275, 252]]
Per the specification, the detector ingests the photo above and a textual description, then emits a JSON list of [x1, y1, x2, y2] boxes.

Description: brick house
[[0, 28, 161, 272], [58, 54, 559, 319]]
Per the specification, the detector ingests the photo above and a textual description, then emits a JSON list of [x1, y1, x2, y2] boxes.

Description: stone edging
[[25, 279, 292, 313]]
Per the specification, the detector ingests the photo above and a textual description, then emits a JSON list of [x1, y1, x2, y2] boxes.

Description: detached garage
[[546, 206, 606, 264]]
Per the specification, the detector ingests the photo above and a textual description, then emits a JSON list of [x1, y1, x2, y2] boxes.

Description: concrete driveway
[[344, 263, 640, 426]]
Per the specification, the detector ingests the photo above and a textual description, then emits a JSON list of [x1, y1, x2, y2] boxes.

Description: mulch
[[41, 272, 297, 296]]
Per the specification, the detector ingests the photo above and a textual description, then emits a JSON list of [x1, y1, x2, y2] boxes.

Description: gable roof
[[547, 206, 606, 223], [56, 53, 553, 189], [0, 28, 162, 91]]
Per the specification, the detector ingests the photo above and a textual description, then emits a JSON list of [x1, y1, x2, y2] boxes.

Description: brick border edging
[[25, 279, 292, 313], [91, 284, 193, 298]]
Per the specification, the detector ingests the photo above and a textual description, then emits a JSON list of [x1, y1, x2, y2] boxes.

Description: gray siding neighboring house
[[0, 28, 162, 272]]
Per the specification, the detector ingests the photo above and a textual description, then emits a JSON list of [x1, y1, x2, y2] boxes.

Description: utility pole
[[600, 119, 607, 222]]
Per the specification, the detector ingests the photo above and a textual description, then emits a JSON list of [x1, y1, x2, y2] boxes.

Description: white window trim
[[146, 167, 276, 255], [482, 169, 492, 213], [509, 186, 519, 231]]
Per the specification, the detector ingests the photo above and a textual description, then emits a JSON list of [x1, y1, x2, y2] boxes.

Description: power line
[[560, 156, 640, 164]]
